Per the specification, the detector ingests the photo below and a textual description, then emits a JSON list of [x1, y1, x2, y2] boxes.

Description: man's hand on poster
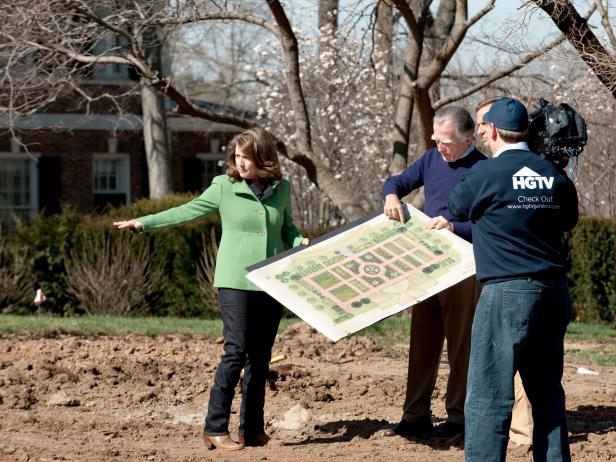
[[426, 215, 454, 232], [384, 194, 407, 224]]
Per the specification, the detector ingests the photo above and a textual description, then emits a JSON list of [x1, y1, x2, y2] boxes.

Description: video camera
[[527, 98, 588, 168]]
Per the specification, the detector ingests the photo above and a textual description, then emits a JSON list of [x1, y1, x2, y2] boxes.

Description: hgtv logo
[[512, 167, 554, 190]]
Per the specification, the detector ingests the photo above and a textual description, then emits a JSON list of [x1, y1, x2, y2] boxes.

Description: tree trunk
[[316, 0, 339, 156], [141, 80, 172, 199], [389, 36, 420, 175], [375, 0, 394, 90], [318, 0, 339, 45], [388, 1, 426, 175], [141, 27, 172, 199], [413, 87, 436, 156], [267, 0, 366, 220], [423, 0, 456, 102], [312, 153, 366, 220]]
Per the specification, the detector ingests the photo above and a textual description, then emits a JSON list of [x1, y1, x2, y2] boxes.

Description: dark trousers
[[204, 288, 283, 437], [402, 276, 481, 425]]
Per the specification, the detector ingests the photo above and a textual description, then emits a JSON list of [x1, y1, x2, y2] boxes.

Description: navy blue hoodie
[[448, 149, 578, 283]]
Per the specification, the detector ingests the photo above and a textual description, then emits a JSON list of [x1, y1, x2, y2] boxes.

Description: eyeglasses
[[430, 133, 471, 146], [430, 134, 456, 146]]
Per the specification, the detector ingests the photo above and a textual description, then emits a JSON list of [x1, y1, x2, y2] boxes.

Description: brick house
[[0, 62, 241, 230]]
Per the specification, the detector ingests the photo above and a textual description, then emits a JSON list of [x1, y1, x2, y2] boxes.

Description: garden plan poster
[[246, 204, 476, 342]]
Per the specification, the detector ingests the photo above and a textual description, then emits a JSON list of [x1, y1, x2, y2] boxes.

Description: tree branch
[[420, 0, 495, 88], [466, 0, 497, 29], [265, 0, 312, 153], [434, 34, 565, 108], [152, 12, 280, 37], [390, 0, 421, 45], [63, 0, 133, 43], [152, 80, 256, 128], [593, 0, 616, 53], [532, 0, 616, 98]]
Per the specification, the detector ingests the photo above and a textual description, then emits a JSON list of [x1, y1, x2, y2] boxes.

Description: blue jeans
[[204, 288, 283, 437], [464, 278, 572, 462]]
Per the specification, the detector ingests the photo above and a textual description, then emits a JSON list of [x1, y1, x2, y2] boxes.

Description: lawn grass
[[353, 316, 616, 367], [0, 314, 300, 337], [1, 314, 614, 366], [565, 320, 616, 367], [564, 320, 616, 342], [0, 314, 222, 337], [355, 315, 410, 349], [568, 343, 616, 368]]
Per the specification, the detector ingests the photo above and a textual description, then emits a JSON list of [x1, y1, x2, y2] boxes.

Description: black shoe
[[381, 419, 434, 438], [432, 421, 464, 439]]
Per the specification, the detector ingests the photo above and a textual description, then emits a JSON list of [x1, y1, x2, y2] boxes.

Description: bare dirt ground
[[1, 322, 615, 462]]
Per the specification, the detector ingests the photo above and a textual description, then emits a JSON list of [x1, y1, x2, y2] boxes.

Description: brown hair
[[475, 96, 500, 113], [497, 127, 528, 143], [225, 127, 282, 181]]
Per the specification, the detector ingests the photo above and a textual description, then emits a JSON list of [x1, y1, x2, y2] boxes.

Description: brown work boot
[[202, 433, 244, 451]]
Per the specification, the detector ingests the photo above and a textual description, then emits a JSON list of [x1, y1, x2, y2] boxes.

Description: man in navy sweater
[[448, 97, 578, 462], [381, 106, 486, 440]]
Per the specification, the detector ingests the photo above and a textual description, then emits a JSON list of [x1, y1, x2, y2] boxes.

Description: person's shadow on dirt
[[567, 405, 616, 443], [282, 418, 463, 450]]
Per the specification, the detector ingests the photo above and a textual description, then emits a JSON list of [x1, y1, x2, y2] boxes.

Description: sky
[[176, 0, 611, 104], [285, 0, 570, 63]]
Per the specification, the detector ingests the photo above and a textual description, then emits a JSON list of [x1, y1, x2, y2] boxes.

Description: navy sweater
[[382, 147, 487, 242], [448, 149, 578, 283]]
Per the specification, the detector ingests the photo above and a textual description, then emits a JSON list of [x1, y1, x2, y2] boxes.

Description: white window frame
[[0, 151, 39, 221], [92, 153, 131, 203], [91, 32, 129, 80]]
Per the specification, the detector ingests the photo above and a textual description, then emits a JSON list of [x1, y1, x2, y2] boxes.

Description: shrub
[[104, 194, 221, 317], [106, 194, 198, 219], [9, 199, 221, 317], [10, 205, 86, 314], [569, 217, 616, 325], [0, 234, 34, 313], [14, 203, 614, 324], [65, 231, 163, 315], [196, 227, 220, 314]]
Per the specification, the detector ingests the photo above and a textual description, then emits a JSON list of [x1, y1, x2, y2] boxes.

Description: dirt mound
[[0, 326, 615, 461]]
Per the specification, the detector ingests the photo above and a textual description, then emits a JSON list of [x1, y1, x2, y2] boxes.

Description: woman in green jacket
[[114, 128, 307, 451]]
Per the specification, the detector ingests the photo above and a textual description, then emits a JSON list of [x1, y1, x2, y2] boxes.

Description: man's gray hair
[[433, 106, 475, 137]]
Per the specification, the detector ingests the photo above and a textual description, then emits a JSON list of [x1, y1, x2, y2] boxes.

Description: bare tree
[[386, 0, 581, 174], [0, 0, 570, 223], [0, 0, 368, 220], [388, 0, 496, 173], [517, 1, 616, 216], [531, 0, 616, 98]]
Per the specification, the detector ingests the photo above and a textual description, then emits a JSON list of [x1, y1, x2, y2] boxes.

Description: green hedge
[[4, 204, 616, 324], [568, 217, 616, 324], [9, 196, 220, 318]]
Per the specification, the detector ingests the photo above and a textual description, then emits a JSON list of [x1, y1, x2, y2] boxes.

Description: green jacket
[[139, 175, 304, 291]]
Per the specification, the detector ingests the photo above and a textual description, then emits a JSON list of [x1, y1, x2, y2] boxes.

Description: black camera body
[[527, 98, 588, 167]]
